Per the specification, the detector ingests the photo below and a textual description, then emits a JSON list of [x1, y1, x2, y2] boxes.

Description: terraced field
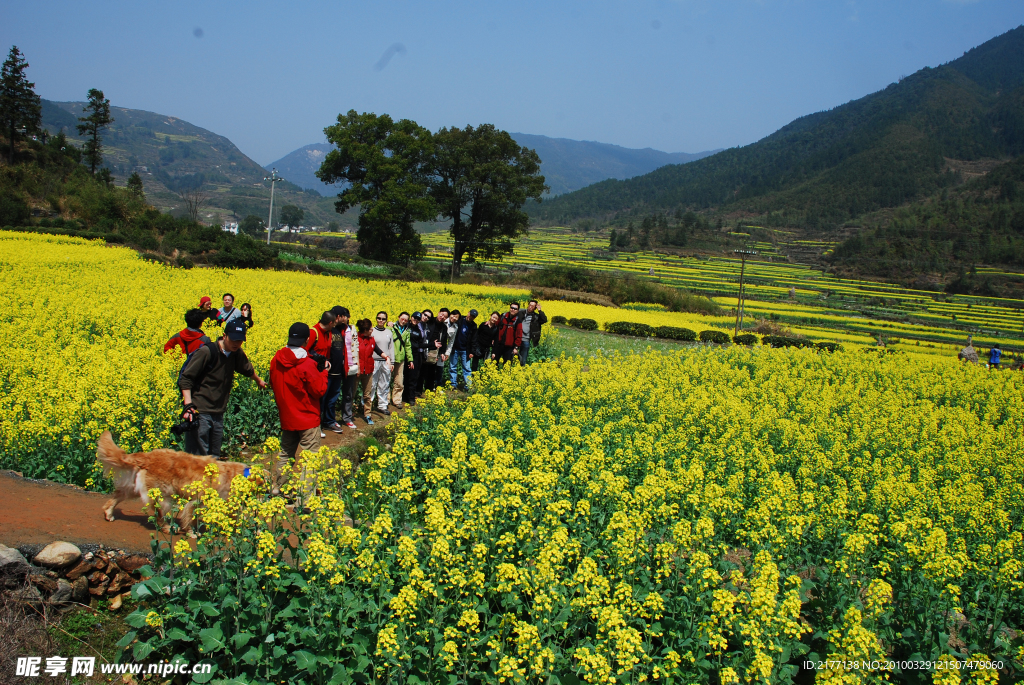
[[422, 226, 1024, 356]]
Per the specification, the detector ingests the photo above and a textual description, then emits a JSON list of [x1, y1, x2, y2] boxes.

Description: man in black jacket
[[405, 311, 425, 405], [474, 311, 500, 369], [178, 320, 267, 458], [516, 300, 547, 365]]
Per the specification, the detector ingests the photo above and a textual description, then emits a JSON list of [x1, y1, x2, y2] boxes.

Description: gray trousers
[[185, 412, 224, 458]]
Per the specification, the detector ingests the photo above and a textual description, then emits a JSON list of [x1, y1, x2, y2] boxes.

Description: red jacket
[[496, 312, 523, 348], [358, 331, 375, 375], [269, 347, 328, 432], [164, 329, 208, 355], [305, 323, 332, 360]]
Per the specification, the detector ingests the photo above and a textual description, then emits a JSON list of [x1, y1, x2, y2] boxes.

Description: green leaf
[[232, 632, 254, 649], [293, 650, 318, 672], [240, 646, 262, 665], [124, 610, 149, 628], [190, 659, 217, 683], [132, 583, 152, 599], [199, 624, 225, 652], [167, 627, 193, 641], [133, 640, 154, 661], [116, 631, 137, 648], [559, 674, 581, 685]]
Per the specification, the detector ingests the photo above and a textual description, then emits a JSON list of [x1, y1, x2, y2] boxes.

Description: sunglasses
[[376, 316, 387, 320]]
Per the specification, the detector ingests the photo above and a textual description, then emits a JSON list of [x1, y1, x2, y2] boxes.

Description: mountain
[[265, 143, 340, 195], [529, 25, 1024, 229], [266, 135, 719, 196], [40, 100, 346, 226], [508, 134, 719, 195]]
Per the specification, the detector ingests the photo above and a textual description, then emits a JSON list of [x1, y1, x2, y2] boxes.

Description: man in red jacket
[[164, 309, 210, 355], [494, 302, 523, 364], [270, 322, 330, 499]]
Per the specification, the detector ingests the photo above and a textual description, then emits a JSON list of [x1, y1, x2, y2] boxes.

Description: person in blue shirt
[[989, 344, 1002, 369]]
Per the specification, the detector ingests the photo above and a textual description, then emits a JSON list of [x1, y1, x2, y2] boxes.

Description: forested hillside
[[530, 25, 1024, 231], [829, 154, 1024, 287]]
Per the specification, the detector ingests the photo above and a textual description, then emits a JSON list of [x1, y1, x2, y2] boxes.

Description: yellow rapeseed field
[[130, 349, 1023, 683], [0, 231, 513, 483]]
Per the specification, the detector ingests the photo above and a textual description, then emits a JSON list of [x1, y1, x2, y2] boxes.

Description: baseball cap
[[199, 296, 212, 307], [288, 322, 310, 346], [412, 311, 422, 319], [330, 305, 348, 317], [224, 320, 247, 341], [469, 309, 478, 317]]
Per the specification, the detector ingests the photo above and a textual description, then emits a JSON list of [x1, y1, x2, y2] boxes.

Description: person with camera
[[178, 320, 267, 458], [305, 311, 337, 435], [330, 306, 360, 430], [215, 293, 243, 327], [494, 302, 524, 364], [270, 322, 330, 497], [404, 312, 424, 406], [517, 299, 547, 366]]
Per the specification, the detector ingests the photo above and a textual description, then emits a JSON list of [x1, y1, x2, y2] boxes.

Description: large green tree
[[279, 204, 304, 230], [76, 88, 113, 175], [0, 46, 41, 165], [430, 124, 546, 276], [239, 214, 265, 238], [317, 110, 434, 264]]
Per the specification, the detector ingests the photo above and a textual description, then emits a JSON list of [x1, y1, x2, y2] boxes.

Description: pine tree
[[76, 88, 113, 175], [0, 46, 42, 165], [126, 171, 144, 198]]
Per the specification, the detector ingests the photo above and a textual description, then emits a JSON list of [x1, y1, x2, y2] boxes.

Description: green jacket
[[391, 324, 412, 364]]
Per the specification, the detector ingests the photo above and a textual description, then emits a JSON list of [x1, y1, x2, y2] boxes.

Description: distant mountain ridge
[[265, 135, 719, 196], [530, 25, 1024, 228]]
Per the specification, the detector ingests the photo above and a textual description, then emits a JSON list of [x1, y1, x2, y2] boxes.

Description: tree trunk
[[8, 123, 14, 165]]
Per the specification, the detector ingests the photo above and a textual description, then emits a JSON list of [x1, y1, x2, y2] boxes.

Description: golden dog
[[95, 431, 253, 534]]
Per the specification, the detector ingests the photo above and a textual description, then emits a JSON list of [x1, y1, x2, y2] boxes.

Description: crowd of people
[[163, 294, 547, 466]]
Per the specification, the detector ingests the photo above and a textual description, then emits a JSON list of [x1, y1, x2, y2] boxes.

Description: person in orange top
[[164, 309, 210, 355]]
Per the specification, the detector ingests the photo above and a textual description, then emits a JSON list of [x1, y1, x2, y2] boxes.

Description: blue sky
[[3, 1, 1023, 165]]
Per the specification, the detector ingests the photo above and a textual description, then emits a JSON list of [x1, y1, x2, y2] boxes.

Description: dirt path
[[0, 409, 401, 553]]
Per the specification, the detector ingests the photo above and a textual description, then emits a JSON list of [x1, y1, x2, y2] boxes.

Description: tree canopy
[[431, 124, 546, 275], [0, 46, 41, 165], [76, 88, 113, 175], [279, 204, 304, 229], [318, 110, 434, 264]]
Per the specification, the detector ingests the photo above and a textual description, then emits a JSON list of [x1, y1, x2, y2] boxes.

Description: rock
[[71, 576, 89, 603], [50, 579, 73, 604], [108, 593, 126, 610], [33, 541, 82, 569], [65, 559, 96, 581], [108, 572, 134, 595], [88, 579, 110, 596], [116, 555, 150, 573], [28, 574, 58, 595], [88, 571, 108, 585], [0, 545, 32, 588]]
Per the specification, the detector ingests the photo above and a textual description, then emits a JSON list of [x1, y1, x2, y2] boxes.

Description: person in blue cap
[[178, 319, 267, 458]]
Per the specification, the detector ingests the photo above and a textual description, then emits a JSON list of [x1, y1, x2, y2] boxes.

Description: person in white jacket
[[370, 312, 395, 415]]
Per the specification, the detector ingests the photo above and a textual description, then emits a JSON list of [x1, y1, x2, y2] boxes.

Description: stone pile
[[0, 542, 150, 609]]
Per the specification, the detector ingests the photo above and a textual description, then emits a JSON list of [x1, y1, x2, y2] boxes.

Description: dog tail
[[95, 431, 131, 478]]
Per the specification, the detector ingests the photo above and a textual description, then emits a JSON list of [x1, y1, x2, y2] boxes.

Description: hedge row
[[602, 321, 699, 342], [733, 334, 759, 346], [698, 330, 731, 344], [568, 318, 598, 331], [551, 315, 567, 325], [761, 335, 814, 349]]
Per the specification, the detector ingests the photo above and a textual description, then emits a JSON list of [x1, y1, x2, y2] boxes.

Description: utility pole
[[263, 169, 284, 245], [733, 249, 757, 336]]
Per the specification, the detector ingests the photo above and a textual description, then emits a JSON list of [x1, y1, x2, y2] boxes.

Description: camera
[[309, 352, 328, 372], [170, 416, 193, 436]]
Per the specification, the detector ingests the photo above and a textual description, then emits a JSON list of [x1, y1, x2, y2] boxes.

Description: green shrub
[[551, 315, 567, 325], [815, 342, 843, 353], [568, 317, 598, 331], [762, 335, 812, 348], [699, 330, 731, 344], [733, 333, 759, 346], [605, 321, 653, 337], [654, 326, 697, 341]]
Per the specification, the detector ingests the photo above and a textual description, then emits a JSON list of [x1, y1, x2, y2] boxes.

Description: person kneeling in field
[[178, 320, 267, 459], [270, 323, 330, 498]]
